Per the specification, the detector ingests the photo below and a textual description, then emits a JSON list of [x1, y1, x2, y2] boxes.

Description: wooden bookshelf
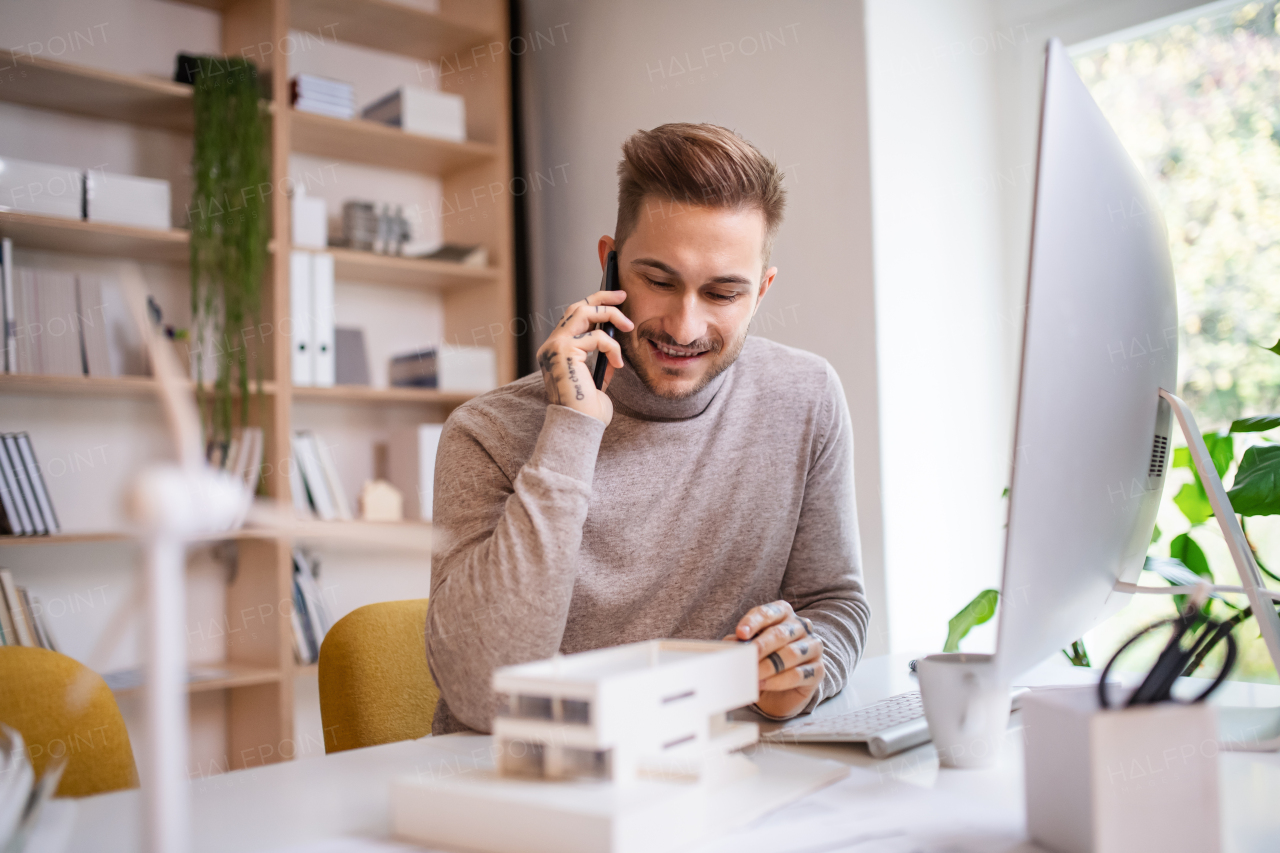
[[0, 212, 189, 263], [292, 385, 477, 405], [2, 0, 516, 776], [0, 374, 278, 399], [291, 0, 494, 64], [0, 49, 193, 132], [328, 246, 496, 290], [108, 663, 283, 695], [290, 109, 496, 175]]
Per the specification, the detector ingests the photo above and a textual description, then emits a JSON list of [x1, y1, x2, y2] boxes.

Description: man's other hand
[[726, 600, 824, 719], [536, 289, 633, 426]]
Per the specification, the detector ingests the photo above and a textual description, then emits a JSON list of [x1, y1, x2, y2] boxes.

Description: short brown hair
[[614, 123, 786, 268]]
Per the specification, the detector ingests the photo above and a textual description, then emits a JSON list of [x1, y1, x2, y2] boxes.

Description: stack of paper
[[291, 75, 355, 120]]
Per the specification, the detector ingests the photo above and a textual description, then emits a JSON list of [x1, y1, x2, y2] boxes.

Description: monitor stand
[[1115, 390, 1280, 749]]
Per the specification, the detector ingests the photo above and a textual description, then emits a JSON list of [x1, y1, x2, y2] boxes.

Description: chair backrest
[[318, 598, 438, 753], [0, 646, 138, 797]]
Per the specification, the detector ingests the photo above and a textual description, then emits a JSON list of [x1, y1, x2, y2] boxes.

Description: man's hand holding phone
[[536, 290, 633, 425], [726, 600, 825, 719]]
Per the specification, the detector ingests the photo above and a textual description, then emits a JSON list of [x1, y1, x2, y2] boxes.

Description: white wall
[[520, 0, 889, 654], [864, 0, 1212, 656]]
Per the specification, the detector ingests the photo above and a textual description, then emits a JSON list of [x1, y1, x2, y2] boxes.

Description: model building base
[[390, 744, 847, 853]]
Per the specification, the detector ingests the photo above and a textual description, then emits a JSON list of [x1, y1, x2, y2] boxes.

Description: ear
[[752, 266, 778, 314], [598, 236, 616, 270]]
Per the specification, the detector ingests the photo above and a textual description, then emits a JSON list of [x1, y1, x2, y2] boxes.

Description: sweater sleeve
[[426, 403, 606, 732], [781, 362, 871, 714]]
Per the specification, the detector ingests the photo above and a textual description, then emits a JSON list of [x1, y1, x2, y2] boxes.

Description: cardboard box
[[86, 171, 171, 229]]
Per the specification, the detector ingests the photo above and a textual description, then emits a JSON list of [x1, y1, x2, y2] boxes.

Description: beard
[[617, 320, 750, 400]]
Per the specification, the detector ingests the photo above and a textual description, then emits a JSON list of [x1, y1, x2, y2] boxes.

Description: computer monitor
[[994, 38, 1178, 680]]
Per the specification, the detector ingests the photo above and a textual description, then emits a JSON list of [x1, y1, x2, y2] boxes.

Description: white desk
[[61, 654, 1280, 852]]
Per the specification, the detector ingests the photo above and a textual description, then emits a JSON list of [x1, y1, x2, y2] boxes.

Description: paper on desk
[[267, 839, 442, 853], [692, 766, 1032, 853]]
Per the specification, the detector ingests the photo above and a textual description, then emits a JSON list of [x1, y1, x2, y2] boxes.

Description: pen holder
[[1021, 686, 1220, 853]]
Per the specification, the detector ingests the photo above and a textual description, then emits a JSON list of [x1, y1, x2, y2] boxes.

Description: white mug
[[917, 653, 1012, 769]]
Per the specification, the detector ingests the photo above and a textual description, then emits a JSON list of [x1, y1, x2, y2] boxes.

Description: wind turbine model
[[108, 263, 434, 853]]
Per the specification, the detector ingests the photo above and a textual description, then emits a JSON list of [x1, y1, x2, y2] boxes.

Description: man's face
[[600, 197, 776, 400]]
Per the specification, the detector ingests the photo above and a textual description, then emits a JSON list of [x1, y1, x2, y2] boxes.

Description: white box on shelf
[[362, 85, 466, 142], [0, 156, 83, 220], [1022, 686, 1220, 853], [388, 424, 444, 521], [291, 186, 328, 249], [86, 171, 171, 230], [439, 345, 495, 392]]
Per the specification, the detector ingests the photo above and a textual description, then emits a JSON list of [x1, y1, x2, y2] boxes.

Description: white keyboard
[[761, 688, 1029, 759]]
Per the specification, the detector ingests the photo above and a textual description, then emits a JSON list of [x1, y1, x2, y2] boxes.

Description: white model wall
[[520, 0, 889, 654]]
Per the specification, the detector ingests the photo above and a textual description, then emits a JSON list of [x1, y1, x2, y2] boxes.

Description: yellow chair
[[318, 598, 439, 754], [0, 646, 138, 798]]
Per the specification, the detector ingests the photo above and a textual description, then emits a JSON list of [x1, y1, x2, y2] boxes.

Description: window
[[1076, 1, 1280, 683]]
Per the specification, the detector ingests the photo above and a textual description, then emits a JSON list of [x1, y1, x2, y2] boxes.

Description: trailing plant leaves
[[1151, 523, 1162, 544], [1174, 482, 1214, 525], [1230, 415, 1280, 433], [1268, 338, 1280, 358], [1226, 444, 1280, 516], [189, 55, 269, 444], [944, 589, 998, 653]]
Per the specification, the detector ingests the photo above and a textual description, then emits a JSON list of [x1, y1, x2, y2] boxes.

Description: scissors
[[1098, 597, 1238, 709]]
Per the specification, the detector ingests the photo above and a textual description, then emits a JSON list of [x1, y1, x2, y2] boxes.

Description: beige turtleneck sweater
[[425, 335, 870, 734]]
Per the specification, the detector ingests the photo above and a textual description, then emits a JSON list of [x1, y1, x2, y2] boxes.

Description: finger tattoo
[[785, 623, 797, 639], [801, 665, 816, 680], [801, 617, 814, 636], [797, 642, 809, 657], [767, 652, 785, 674]]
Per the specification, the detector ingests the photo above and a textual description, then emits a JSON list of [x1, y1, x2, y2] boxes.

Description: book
[[293, 432, 336, 520], [0, 571, 33, 647], [0, 437, 34, 536], [0, 571, 15, 644], [389, 347, 437, 388], [15, 433, 59, 534], [1, 238, 13, 373], [2, 435, 45, 535], [76, 276, 113, 377], [293, 549, 332, 658], [35, 270, 81, 376], [334, 327, 371, 386], [311, 432, 351, 521], [311, 253, 335, 387], [29, 595, 57, 652], [360, 86, 465, 142], [291, 572, 318, 663], [12, 268, 38, 374]]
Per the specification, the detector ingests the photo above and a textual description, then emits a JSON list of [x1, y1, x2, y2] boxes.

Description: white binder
[[312, 253, 335, 387], [290, 251, 313, 386]]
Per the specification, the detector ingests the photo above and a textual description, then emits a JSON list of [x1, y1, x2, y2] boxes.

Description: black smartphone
[[591, 250, 620, 389]]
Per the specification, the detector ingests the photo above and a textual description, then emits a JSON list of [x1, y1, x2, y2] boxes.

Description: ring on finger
[[767, 651, 785, 674]]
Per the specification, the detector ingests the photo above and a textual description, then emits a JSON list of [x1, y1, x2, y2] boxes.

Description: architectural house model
[[492, 640, 760, 785], [391, 640, 849, 853]]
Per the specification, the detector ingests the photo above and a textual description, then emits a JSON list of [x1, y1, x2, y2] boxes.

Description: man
[[427, 122, 869, 734]]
